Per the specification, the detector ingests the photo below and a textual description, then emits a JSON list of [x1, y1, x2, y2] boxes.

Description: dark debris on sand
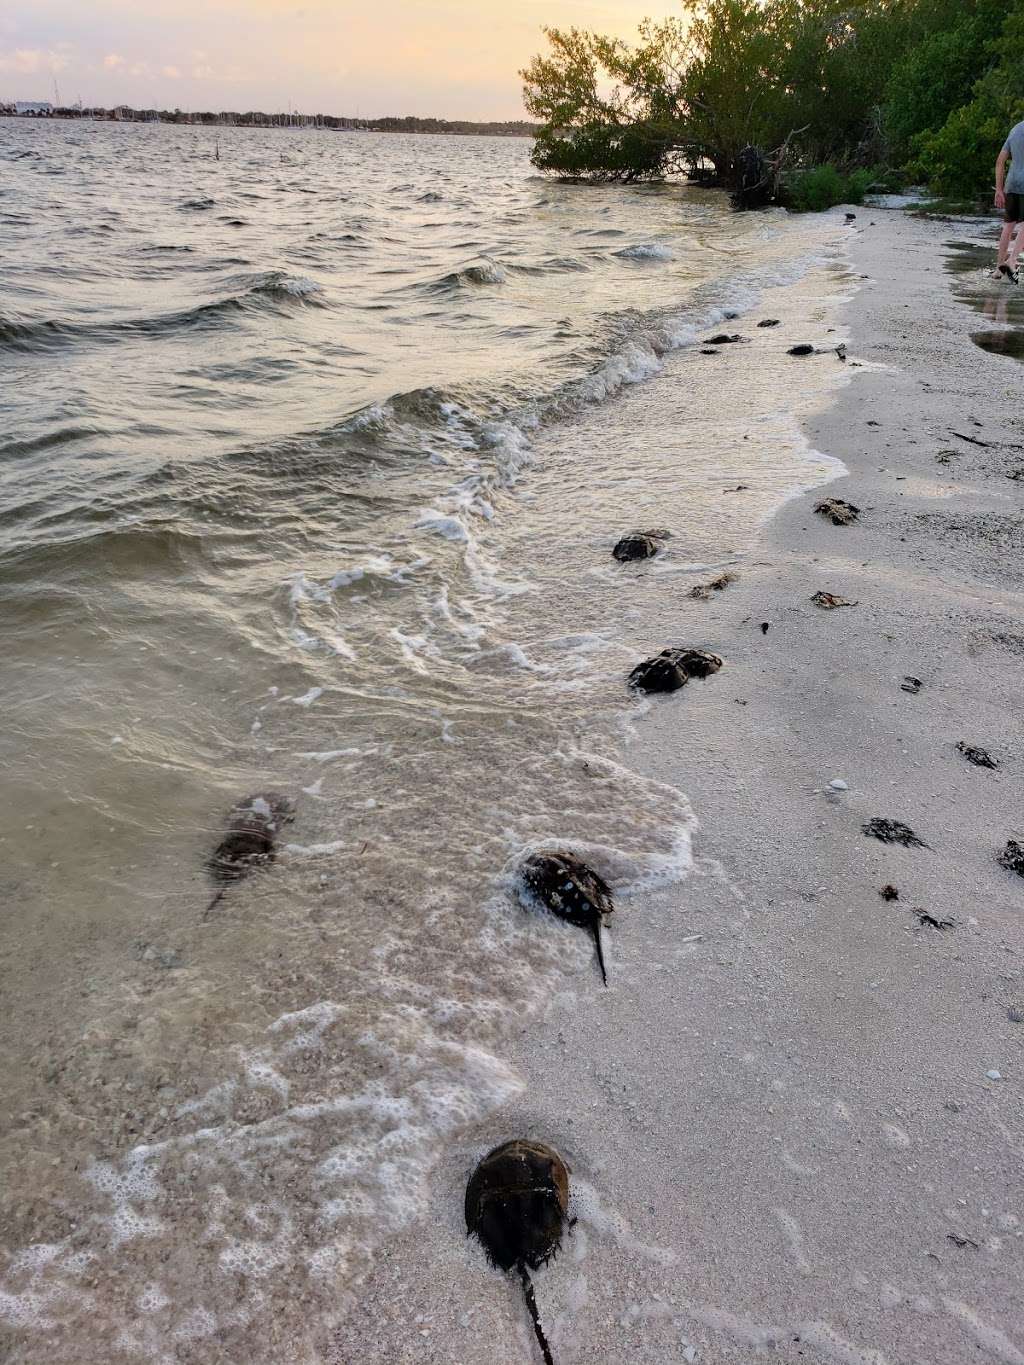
[[815, 497, 860, 526], [997, 839, 1024, 877], [913, 908, 955, 931], [689, 571, 737, 600], [811, 591, 858, 609], [863, 818, 928, 848], [956, 741, 999, 769]]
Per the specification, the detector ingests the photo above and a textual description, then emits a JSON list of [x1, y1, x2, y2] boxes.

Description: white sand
[[337, 211, 1023, 1363]]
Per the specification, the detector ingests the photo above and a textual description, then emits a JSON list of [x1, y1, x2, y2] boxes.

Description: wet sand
[[340, 210, 1023, 1361]]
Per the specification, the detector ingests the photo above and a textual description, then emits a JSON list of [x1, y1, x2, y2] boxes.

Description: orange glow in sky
[[1, 0, 684, 118]]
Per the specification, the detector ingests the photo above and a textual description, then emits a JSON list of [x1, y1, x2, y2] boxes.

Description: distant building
[[15, 101, 53, 117]]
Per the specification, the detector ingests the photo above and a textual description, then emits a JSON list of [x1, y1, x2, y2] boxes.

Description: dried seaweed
[[811, 591, 857, 609], [863, 818, 928, 848]]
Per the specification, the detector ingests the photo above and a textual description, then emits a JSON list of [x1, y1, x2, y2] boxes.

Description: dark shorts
[[1005, 191, 1023, 223]]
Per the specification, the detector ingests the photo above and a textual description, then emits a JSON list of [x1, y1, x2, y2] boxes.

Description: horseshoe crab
[[205, 791, 294, 914], [520, 850, 613, 984], [612, 528, 669, 562], [466, 1139, 570, 1365], [628, 646, 722, 692]]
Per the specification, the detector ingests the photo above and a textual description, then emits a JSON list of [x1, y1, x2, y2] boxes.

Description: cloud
[[0, 47, 71, 75], [162, 64, 181, 78], [192, 63, 214, 79], [103, 52, 124, 69]]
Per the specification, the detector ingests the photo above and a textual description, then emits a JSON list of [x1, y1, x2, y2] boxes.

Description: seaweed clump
[[863, 818, 928, 848], [815, 497, 860, 526]]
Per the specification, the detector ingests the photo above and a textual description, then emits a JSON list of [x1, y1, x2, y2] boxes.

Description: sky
[[0, 0, 684, 120]]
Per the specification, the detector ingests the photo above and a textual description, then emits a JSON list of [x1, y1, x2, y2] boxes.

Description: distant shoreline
[[0, 108, 539, 137]]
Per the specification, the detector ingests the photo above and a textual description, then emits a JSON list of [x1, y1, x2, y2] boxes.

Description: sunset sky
[[0, 0, 683, 119]]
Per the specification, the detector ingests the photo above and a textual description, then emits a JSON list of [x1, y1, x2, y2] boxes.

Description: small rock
[[880, 884, 899, 900], [757, 318, 781, 328], [703, 333, 747, 345], [788, 344, 816, 356], [700, 348, 719, 355], [985, 1070, 1002, 1081], [811, 591, 857, 609], [760, 622, 770, 634], [829, 779, 849, 791], [815, 497, 860, 526], [863, 818, 928, 848], [1008, 1007, 1024, 1024], [900, 676, 922, 694], [612, 529, 669, 562]]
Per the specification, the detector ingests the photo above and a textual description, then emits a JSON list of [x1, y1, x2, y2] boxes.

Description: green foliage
[[531, 123, 674, 181], [520, 0, 1024, 201], [906, 0, 1024, 196], [781, 164, 877, 212]]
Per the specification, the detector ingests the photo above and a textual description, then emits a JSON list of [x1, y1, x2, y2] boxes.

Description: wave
[[423, 259, 508, 293], [0, 273, 327, 354], [614, 242, 674, 261], [179, 196, 215, 211]]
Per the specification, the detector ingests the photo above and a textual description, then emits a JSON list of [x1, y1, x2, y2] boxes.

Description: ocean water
[[0, 120, 851, 1360]]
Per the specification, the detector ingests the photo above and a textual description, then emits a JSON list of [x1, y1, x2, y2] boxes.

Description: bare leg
[[1006, 221, 1024, 272], [994, 220, 1014, 272]]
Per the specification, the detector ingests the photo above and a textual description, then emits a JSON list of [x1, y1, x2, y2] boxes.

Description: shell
[[465, 1140, 569, 1273]]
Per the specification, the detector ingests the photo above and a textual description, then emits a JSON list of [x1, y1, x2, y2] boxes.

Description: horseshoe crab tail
[[203, 888, 226, 919], [518, 1263, 554, 1365], [592, 919, 607, 986]]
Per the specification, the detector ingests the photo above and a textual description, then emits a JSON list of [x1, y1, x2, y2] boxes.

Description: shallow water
[[0, 119, 851, 1360], [943, 236, 1024, 359]]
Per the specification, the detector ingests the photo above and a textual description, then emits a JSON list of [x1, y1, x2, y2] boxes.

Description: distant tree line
[[521, 0, 1024, 204], [0, 104, 540, 137]]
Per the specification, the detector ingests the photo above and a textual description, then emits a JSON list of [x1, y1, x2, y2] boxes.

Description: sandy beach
[[338, 209, 1023, 1363]]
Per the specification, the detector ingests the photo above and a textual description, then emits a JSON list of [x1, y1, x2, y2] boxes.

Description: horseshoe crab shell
[[520, 850, 613, 984], [466, 1140, 570, 1365], [205, 791, 295, 911]]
